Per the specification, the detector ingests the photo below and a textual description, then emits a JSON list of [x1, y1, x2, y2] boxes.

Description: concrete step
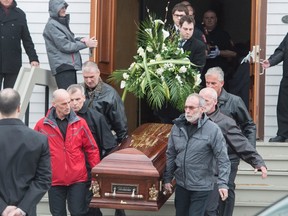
[[239, 156, 288, 172], [233, 201, 271, 216], [235, 171, 288, 186], [255, 142, 288, 156], [236, 185, 288, 203]]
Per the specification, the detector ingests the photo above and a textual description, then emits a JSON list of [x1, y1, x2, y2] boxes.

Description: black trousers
[[55, 69, 77, 89], [175, 184, 210, 216], [0, 73, 18, 89], [48, 182, 88, 216], [205, 159, 239, 216], [277, 77, 288, 138]]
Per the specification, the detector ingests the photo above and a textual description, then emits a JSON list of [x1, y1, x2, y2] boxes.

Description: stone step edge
[[236, 184, 288, 190], [237, 170, 288, 175]]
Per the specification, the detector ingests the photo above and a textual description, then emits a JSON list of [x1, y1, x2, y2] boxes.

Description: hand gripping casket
[[90, 123, 173, 211]]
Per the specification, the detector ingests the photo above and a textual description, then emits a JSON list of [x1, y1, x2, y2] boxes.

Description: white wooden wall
[[17, 0, 91, 127], [264, 0, 288, 141]]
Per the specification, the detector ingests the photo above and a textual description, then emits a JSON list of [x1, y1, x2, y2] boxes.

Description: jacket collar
[[77, 100, 89, 115], [218, 88, 229, 106], [173, 112, 208, 129], [0, 118, 24, 125], [45, 107, 79, 126], [206, 105, 220, 122]]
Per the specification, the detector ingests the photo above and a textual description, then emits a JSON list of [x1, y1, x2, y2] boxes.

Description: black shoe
[[269, 135, 286, 142]]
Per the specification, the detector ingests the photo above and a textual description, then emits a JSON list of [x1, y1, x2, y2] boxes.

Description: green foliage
[[108, 16, 201, 111]]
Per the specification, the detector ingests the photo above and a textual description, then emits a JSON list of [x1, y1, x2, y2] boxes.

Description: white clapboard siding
[[17, 0, 91, 128], [264, 0, 288, 141]]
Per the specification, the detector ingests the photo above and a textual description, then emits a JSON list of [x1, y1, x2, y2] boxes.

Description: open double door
[[89, 0, 267, 139]]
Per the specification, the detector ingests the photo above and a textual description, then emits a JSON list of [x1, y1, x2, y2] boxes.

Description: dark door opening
[[139, 0, 252, 125]]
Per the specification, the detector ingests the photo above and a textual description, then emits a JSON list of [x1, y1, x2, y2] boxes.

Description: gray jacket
[[43, 0, 87, 75], [164, 114, 230, 191]]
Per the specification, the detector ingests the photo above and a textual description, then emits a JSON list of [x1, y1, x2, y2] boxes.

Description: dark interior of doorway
[[139, 0, 251, 125]]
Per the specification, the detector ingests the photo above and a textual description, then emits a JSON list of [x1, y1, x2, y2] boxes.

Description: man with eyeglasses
[[170, 3, 205, 43], [171, 3, 189, 33], [163, 93, 230, 216]]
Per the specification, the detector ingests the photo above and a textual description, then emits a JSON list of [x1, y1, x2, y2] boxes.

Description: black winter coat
[[77, 100, 117, 156], [0, 0, 38, 74], [83, 80, 128, 143]]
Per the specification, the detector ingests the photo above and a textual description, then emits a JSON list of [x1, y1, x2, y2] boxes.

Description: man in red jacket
[[34, 89, 100, 216]]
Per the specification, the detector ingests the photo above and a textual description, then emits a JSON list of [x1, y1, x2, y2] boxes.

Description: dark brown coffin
[[90, 123, 173, 211]]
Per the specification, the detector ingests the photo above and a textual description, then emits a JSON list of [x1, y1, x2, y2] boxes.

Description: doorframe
[[250, 0, 267, 140]]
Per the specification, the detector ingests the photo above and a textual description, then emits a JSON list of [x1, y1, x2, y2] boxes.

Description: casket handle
[[104, 188, 144, 200]]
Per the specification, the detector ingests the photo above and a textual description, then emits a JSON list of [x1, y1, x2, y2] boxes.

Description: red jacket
[[34, 108, 100, 186]]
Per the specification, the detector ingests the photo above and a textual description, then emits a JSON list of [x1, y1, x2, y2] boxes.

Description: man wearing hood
[[0, 0, 39, 89], [43, 0, 97, 89]]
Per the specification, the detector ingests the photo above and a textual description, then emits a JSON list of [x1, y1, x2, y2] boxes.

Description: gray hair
[[82, 61, 100, 73], [67, 84, 85, 95], [205, 67, 224, 82]]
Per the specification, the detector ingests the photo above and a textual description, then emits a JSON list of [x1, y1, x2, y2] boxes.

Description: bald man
[[199, 87, 267, 216], [34, 89, 100, 216]]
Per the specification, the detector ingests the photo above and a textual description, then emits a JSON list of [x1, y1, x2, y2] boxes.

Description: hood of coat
[[48, 0, 68, 18]]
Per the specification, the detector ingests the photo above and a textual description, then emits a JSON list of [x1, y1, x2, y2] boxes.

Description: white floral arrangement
[[109, 14, 201, 111]]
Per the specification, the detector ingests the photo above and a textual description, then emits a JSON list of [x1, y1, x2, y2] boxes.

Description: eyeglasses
[[184, 106, 199, 110], [173, 14, 184, 18]]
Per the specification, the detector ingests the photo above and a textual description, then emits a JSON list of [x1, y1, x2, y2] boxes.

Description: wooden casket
[[90, 123, 173, 211]]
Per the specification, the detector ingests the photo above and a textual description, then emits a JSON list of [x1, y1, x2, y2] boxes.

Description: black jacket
[[83, 79, 128, 143], [208, 107, 266, 167], [77, 100, 117, 155], [268, 33, 288, 77], [0, 118, 51, 216], [218, 89, 256, 147], [182, 36, 206, 70], [0, 0, 38, 74]]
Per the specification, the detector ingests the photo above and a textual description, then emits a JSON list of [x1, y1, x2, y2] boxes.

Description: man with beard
[[163, 93, 230, 216]]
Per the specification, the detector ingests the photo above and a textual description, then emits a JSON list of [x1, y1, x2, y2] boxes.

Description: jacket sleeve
[[189, 40, 206, 68], [17, 136, 51, 214], [163, 127, 177, 184], [225, 118, 266, 168], [82, 120, 100, 168], [21, 12, 39, 63], [211, 127, 230, 189], [233, 98, 256, 148], [106, 92, 128, 143], [268, 33, 288, 67], [45, 23, 87, 53], [93, 112, 118, 150]]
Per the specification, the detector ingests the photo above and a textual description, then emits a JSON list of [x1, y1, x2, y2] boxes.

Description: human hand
[[1, 206, 17, 216], [254, 166, 268, 179], [218, 188, 228, 201], [207, 46, 220, 59], [85, 37, 98, 48], [164, 183, 173, 194], [261, 59, 270, 69], [30, 61, 39, 67], [7, 208, 25, 216]]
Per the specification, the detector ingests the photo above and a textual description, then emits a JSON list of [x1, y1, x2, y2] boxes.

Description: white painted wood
[[16, 0, 91, 127], [264, 0, 288, 141]]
